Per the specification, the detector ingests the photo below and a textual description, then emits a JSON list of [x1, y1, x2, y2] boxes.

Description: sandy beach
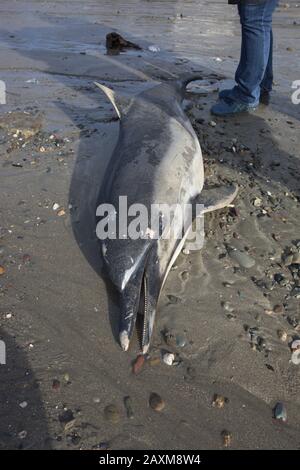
[[0, 0, 300, 450]]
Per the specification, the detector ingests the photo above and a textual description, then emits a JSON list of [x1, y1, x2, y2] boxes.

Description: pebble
[[148, 45, 160, 52], [228, 248, 255, 269], [212, 394, 227, 409], [0, 265, 5, 275], [277, 330, 288, 342], [253, 197, 262, 207], [273, 304, 284, 314], [52, 203, 60, 211], [57, 209, 66, 217], [19, 401, 28, 408], [162, 352, 175, 366], [104, 404, 120, 423], [291, 339, 300, 351], [6, 313, 12, 319], [292, 252, 300, 264], [209, 120, 217, 127], [273, 402, 287, 422], [18, 430, 27, 439], [221, 430, 232, 447], [222, 301, 234, 313], [123, 396, 134, 419], [291, 350, 300, 365], [63, 373, 71, 383], [22, 254, 31, 264], [175, 334, 187, 348], [132, 354, 145, 374], [59, 409, 74, 424], [64, 419, 76, 432], [149, 393, 165, 412], [52, 379, 61, 391]]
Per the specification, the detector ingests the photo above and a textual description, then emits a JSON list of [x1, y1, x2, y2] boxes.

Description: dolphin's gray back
[[101, 82, 204, 289]]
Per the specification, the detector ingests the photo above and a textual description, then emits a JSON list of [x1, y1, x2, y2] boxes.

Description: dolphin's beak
[[118, 272, 159, 354]]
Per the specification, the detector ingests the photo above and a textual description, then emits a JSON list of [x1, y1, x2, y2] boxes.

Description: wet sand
[[0, 0, 300, 450]]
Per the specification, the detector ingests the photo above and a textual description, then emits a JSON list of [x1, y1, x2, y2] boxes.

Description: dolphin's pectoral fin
[[94, 82, 133, 119], [195, 184, 238, 214]]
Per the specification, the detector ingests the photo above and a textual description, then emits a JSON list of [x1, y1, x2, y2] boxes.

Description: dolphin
[[95, 76, 238, 353]]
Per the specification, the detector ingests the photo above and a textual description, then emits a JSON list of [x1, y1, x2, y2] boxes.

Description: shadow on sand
[[0, 328, 51, 449]]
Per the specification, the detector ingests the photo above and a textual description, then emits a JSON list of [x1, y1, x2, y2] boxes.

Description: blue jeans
[[231, 0, 278, 105]]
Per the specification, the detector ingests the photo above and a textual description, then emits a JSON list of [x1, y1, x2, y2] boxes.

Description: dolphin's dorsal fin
[[94, 82, 132, 119]]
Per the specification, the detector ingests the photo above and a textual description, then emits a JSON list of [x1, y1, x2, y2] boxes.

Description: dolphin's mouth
[[141, 275, 150, 354]]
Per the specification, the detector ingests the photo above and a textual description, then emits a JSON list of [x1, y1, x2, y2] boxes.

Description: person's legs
[[232, 0, 277, 105], [260, 29, 273, 93], [213, 0, 278, 115]]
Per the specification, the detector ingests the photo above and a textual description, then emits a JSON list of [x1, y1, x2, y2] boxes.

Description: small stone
[[182, 248, 190, 255], [222, 301, 234, 313], [64, 419, 76, 432], [273, 304, 284, 314], [292, 252, 300, 264], [19, 401, 28, 408], [175, 334, 187, 348], [291, 339, 300, 351], [209, 120, 217, 127], [212, 394, 227, 409], [228, 248, 255, 269], [0, 265, 6, 275], [264, 309, 274, 316], [291, 350, 300, 365], [277, 330, 287, 342], [274, 273, 284, 284], [22, 254, 31, 264], [123, 396, 134, 419], [253, 197, 262, 207], [39, 146, 46, 152], [52, 379, 61, 390], [57, 209, 66, 217], [132, 354, 145, 374], [149, 393, 165, 412], [94, 441, 110, 450], [283, 254, 294, 266], [162, 352, 175, 366], [221, 430, 232, 447], [104, 404, 120, 423], [63, 373, 70, 383], [59, 409, 74, 424], [52, 203, 60, 211], [273, 402, 287, 422], [18, 430, 27, 439]]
